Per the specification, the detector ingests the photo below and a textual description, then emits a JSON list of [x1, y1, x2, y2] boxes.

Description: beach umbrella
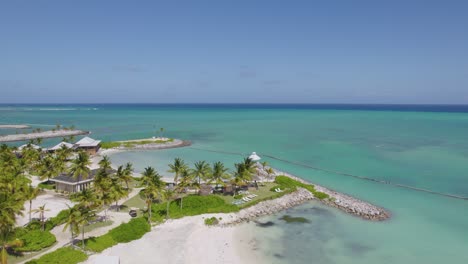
[[248, 152, 261, 161]]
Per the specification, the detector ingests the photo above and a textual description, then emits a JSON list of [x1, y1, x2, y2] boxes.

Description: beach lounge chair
[[242, 197, 252, 202], [275, 188, 283, 193]]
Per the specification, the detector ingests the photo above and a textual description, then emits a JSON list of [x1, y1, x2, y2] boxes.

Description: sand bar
[[0, 124, 30, 129], [0, 129, 89, 142]]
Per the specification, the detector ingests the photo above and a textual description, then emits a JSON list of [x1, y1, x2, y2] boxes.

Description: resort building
[[18, 143, 42, 151], [75, 136, 101, 155], [51, 169, 114, 193]]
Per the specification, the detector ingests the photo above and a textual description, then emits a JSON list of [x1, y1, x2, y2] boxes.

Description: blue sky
[[1, 0, 467, 104]]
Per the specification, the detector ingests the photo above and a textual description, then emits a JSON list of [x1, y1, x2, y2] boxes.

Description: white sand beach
[[85, 214, 261, 264]]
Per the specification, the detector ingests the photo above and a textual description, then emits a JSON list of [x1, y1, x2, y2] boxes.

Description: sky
[[1, 0, 468, 104]]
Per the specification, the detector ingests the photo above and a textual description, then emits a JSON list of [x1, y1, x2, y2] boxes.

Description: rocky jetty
[[0, 129, 89, 142], [221, 188, 314, 226], [271, 168, 390, 221]]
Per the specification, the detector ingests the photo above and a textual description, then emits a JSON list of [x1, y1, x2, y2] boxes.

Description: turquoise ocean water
[[1, 104, 468, 263]]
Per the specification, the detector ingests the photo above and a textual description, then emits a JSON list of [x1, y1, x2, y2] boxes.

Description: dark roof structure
[[52, 169, 115, 184]]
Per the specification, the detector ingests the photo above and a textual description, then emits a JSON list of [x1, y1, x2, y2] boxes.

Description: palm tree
[[69, 151, 91, 180], [98, 156, 112, 171], [160, 127, 164, 137], [140, 167, 164, 224], [25, 185, 39, 223], [261, 161, 268, 171], [31, 204, 50, 231], [163, 188, 175, 219], [76, 205, 96, 249], [63, 205, 80, 246], [192, 161, 211, 186], [116, 163, 133, 189], [168, 158, 188, 185], [266, 167, 275, 182], [175, 169, 193, 209], [37, 154, 60, 182], [109, 178, 128, 211], [209, 161, 230, 188], [56, 144, 72, 163], [70, 189, 97, 210]]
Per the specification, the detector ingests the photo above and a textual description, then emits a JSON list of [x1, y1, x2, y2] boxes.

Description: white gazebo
[[248, 152, 261, 161]]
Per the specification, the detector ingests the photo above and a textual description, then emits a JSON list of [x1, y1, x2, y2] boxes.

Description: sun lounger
[[242, 197, 252, 202], [275, 188, 283, 192]]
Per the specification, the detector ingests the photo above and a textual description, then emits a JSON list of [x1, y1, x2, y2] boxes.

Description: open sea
[[1, 104, 468, 263]]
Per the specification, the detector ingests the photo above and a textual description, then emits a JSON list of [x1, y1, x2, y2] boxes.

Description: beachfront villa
[[75, 136, 101, 155], [50, 168, 113, 193]]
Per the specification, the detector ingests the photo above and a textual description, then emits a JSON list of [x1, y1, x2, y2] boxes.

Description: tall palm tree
[[168, 158, 188, 185], [266, 167, 275, 182], [70, 189, 97, 210], [260, 161, 268, 171], [76, 205, 95, 249], [209, 161, 230, 188], [116, 163, 133, 189], [69, 151, 91, 180], [63, 205, 80, 246], [140, 167, 164, 224], [56, 144, 72, 163], [31, 204, 50, 231], [175, 169, 193, 209], [25, 185, 39, 223], [163, 188, 175, 219], [109, 178, 128, 211], [192, 161, 211, 186]]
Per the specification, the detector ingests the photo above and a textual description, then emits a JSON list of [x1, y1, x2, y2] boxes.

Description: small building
[[51, 168, 114, 193], [51, 169, 98, 193], [18, 143, 42, 151], [48, 141, 76, 152], [75, 136, 101, 155]]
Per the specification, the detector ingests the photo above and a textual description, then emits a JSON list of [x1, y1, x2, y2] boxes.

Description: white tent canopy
[[248, 152, 261, 161]]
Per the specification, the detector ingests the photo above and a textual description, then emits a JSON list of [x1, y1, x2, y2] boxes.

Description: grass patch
[[84, 217, 150, 252], [83, 220, 113, 233], [274, 176, 330, 200], [25, 247, 87, 264], [122, 193, 145, 211], [152, 195, 239, 222]]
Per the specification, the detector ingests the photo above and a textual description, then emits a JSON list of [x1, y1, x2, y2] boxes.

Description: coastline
[[0, 124, 30, 129]]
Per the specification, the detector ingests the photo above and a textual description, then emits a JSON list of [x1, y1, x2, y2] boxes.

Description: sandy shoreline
[[84, 214, 259, 264]]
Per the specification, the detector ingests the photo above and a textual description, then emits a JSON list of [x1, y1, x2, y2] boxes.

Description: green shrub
[[204, 217, 219, 226], [26, 247, 87, 264], [85, 217, 150, 252], [109, 217, 150, 243], [233, 194, 243, 199], [152, 195, 239, 220], [84, 233, 117, 252], [313, 191, 330, 200], [100, 141, 122, 149], [17, 230, 56, 252]]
